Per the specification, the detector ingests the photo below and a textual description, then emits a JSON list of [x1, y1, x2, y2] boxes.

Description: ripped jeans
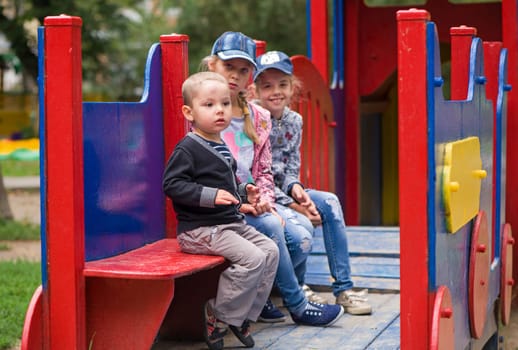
[[245, 210, 312, 316], [282, 189, 354, 296]]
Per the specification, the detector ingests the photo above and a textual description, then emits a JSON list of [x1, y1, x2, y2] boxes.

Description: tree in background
[[173, 0, 307, 74], [0, 0, 306, 220], [0, 0, 169, 99], [0, 0, 169, 219], [1, 0, 306, 100]]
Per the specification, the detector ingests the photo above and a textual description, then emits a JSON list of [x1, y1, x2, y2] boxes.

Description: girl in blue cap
[[202, 32, 345, 336], [253, 50, 372, 317]]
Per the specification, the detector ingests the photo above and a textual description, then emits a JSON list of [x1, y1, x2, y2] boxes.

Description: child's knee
[[321, 193, 344, 219], [299, 235, 312, 254], [266, 229, 284, 246], [247, 249, 267, 269], [287, 228, 313, 255]]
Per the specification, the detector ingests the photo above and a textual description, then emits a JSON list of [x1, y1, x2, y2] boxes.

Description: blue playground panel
[[305, 19, 508, 349], [82, 44, 167, 261]]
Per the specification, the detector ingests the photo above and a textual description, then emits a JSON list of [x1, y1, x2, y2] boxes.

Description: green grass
[[0, 159, 42, 349], [0, 160, 44, 349], [0, 219, 40, 241], [0, 260, 40, 350], [0, 159, 39, 177], [0, 218, 41, 349]]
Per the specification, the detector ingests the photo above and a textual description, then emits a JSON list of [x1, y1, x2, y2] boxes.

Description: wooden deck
[[153, 226, 401, 349], [306, 226, 400, 292]]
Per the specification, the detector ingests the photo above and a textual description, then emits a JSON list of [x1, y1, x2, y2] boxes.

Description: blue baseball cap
[[211, 31, 257, 68], [254, 51, 293, 81]]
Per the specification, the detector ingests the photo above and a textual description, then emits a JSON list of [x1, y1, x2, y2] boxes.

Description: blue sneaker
[[258, 298, 286, 323], [290, 301, 344, 327]]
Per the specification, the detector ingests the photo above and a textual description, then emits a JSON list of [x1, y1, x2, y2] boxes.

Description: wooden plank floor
[[154, 226, 402, 349], [306, 226, 400, 292], [153, 292, 400, 350]]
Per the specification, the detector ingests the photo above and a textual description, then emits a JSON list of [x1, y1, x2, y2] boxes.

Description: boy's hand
[[215, 189, 239, 205]]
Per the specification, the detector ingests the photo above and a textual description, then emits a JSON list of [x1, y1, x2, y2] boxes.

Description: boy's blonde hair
[[182, 71, 228, 107]]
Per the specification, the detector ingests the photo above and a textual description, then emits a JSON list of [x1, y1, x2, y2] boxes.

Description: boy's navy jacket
[[163, 132, 249, 233]]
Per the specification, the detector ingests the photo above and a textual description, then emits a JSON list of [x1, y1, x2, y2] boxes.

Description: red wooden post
[[255, 40, 266, 56], [344, 0, 360, 224], [43, 15, 86, 350], [397, 9, 432, 350], [450, 26, 477, 100], [160, 34, 190, 238], [250, 40, 266, 87], [309, 0, 329, 83]]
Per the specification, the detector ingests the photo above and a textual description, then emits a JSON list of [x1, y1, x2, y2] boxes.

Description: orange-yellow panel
[[442, 136, 486, 233]]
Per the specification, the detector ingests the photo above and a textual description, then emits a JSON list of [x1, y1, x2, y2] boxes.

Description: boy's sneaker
[[203, 302, 228, 350], [336, 289, 372, 315], [302, 284, 328, 304], [229, 320, 255, 348], [258, 298, 286, 323], [290, 301, 344, 327]]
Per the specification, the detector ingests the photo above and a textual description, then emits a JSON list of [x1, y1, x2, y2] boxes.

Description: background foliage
[[174, 0, 307, 74], [1, 0, 307, 100]]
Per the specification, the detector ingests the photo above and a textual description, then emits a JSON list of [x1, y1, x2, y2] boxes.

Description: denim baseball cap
[[211, 31, 257, 68], [254, 51, 293, 81]]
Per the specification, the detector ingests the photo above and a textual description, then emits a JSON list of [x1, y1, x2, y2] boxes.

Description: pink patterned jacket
[[249, 102, 276, 206]]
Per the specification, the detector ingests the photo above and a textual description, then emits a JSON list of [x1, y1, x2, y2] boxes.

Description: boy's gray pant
[[178, 220, 280, 327]]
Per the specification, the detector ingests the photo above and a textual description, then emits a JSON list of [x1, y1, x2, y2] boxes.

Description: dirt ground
[[0, 190, 41, 262], [2, 190, 517, 349], [7, 189, 41, 226]]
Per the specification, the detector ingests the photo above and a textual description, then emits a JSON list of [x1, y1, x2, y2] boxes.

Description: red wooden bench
[[20, 14, 340, 350], [21, 16, 226, 350]]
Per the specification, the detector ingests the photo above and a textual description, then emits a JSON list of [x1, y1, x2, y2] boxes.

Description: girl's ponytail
[[238, 91, 259, 144], [199, 55, 212, 72]]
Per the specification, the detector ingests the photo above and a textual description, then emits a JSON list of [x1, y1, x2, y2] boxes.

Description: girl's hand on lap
[[245, 184, 261, 205], [240, 203, 258, 215], [289, 202, 322, 226], [301, 205, 322, 226], [291, 184, 311, 207], [254, 200, 271, 215]]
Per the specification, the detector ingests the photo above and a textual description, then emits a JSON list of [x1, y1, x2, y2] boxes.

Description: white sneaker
[[302, 284, 328, 304], [347, 289, 368, 300], [336, 289, 372, 315]]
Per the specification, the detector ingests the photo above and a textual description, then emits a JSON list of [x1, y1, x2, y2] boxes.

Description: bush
[[0, 159, 39, 177], [0, 220, 40, 241]]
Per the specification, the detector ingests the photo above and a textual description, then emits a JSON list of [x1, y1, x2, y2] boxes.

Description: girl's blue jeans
[[290, 189, 354, 296], [245, 210, 311, 316]]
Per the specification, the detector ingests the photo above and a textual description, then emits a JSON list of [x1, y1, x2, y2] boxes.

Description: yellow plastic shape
[[442, 136, 486, 233]]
